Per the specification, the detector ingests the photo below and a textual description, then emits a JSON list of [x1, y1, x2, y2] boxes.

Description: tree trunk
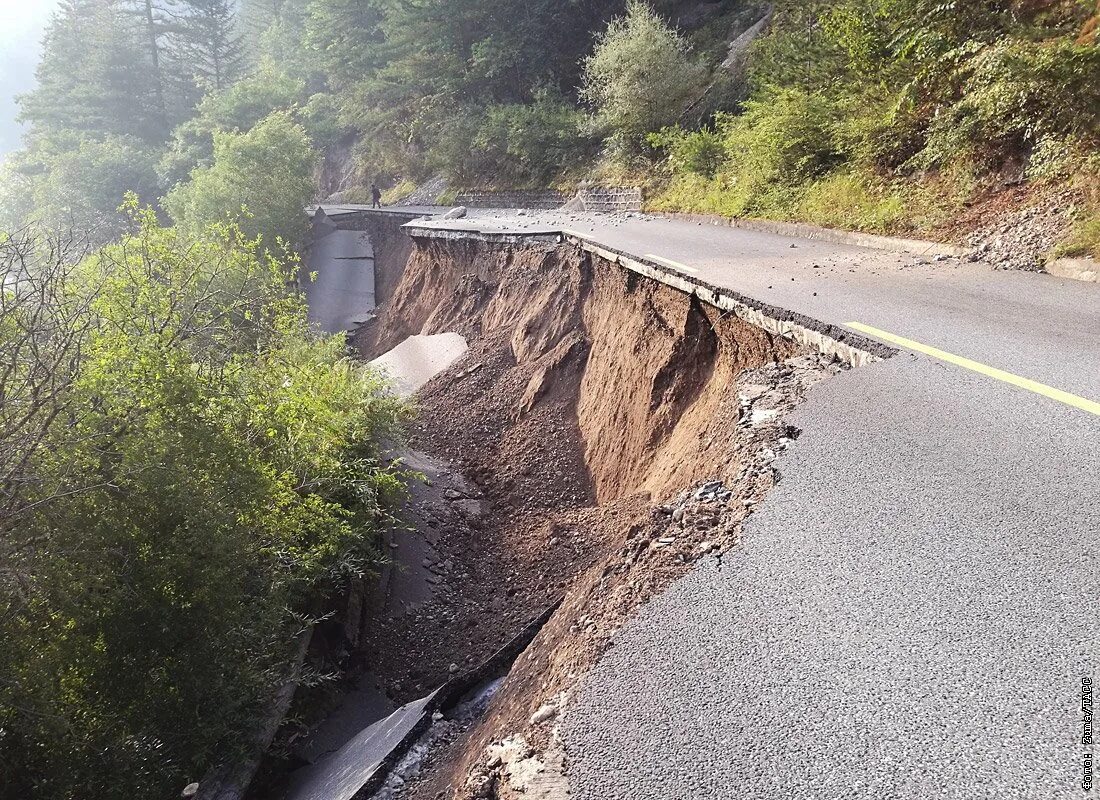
[[142, 0, 168, 134]]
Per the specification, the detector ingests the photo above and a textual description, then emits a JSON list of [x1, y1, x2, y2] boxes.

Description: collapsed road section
[[277, 209, 887, 800]]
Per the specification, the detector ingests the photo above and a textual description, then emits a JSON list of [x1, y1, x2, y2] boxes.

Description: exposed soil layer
[[333, 236, 842, 799]]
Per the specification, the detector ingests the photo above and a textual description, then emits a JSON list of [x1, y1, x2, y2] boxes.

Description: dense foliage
[[164, 111, 317, 250], [0, 205, 406, 798], [649, 0, 1100, 244], [581, 0, 707, 156], [5, 0, 1095, 248]]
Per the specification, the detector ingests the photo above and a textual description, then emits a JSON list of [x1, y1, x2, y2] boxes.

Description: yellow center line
[[847, 321, 1100, 417], [643, 253, 700, 274]]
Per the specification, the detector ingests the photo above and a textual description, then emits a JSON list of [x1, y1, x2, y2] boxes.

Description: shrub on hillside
[[718, 88, 846, 215], [795, 171, 906, 232], [648, 124, 727, 178], [581, 0, 707, 155], [472, 94, 593, 185], [164, 112, 317, 252], [159, 65, 308, 187], [912, 38, 1100, 171], [1, 134, 160, 243], [0, 205, 406, 799], [299, 91, 353, 148]]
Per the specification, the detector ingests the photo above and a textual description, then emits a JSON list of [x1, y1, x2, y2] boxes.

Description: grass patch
[[382, 180, 417, 205], [650, 169, 911, 234], [1056, 213, 1100, 259], [795, 173, 906, 233], [1055, 164, 1100, 259], [647, 160, 986, 239]]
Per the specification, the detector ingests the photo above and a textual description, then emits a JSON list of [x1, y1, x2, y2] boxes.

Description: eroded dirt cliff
[[334, 234, 843, 799]]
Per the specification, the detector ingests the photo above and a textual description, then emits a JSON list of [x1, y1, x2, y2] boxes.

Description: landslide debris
[[962, 187, 1079, 271], [336, 235, 842, 800]]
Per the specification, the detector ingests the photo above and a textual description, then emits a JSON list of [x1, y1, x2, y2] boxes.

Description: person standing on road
[[371, 183, 382, 208]]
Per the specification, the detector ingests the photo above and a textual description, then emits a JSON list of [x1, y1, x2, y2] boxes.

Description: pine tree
[[123, 0, 170, 132], [19, 0, 168, 144], [304, 0, 386, 90], [177, 0, 245, 92]]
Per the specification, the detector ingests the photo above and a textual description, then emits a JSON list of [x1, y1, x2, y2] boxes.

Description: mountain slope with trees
[[0, 1, 1098, 797], [3, 0, 1098, 257]]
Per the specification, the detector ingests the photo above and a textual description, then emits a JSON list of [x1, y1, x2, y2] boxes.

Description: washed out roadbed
[[330, 236, 849, 799]]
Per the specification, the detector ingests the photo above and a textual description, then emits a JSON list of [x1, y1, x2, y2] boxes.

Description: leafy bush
[[164, 112, 317, 251], [651, 0, 1100, 238], [420, 105, 484, 184], [719, 88, 846, 215], [581, 0, 707, 154], [159, 65, 308, 187], [3, 135, 160, 242], [471, 94, 592, 185], [0, 206, 406, 799], [795, 171, 906, 232], [912, 38, 1100, 170], [647, 171, 748, 217], [1056, 156, 1100, 259], [1059, 213, 1100, 259], [647, 124, 726, 178], [299, 92, 352, 149], [407, 94, 591, 187]]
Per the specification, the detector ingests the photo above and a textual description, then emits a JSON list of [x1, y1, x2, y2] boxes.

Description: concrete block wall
[[577, 186, 643, 213]]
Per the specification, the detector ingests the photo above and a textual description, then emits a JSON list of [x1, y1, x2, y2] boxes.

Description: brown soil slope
[[347, 237, 840, 799], [361, 239, 797, 500]]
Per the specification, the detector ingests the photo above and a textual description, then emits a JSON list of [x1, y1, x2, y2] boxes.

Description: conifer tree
[[177, 0, 245, 92]]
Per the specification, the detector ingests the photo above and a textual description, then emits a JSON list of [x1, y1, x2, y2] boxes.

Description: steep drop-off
[[330, 231, 845, 799]]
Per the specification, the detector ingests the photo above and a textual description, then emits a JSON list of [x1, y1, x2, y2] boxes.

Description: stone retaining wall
[[577, 186, 643, 213]]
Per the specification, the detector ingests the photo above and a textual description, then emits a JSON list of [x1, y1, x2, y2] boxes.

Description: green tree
[[20, 0, 169, 144], [341, 0, 621, 180], [239, 0, 297, 51], [159, 64, 308, 186], [234, 0, 323, 92], [164, 111, 317, 250], [0, 206, 406, 799], [468, 93, 593, 185], [305, 0, 386, 90], [178, 0, 246, 91], [0, 159, 37, 233], [581, 0, 706, 153], [5, 134, 161, 243]]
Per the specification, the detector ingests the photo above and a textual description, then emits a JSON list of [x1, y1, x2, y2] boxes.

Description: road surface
[[316, 206, 1100, 799]]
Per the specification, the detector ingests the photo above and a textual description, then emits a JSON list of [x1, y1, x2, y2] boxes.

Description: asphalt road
[[317, 207, 1100, 798], [542, 212, 1100, 799]]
